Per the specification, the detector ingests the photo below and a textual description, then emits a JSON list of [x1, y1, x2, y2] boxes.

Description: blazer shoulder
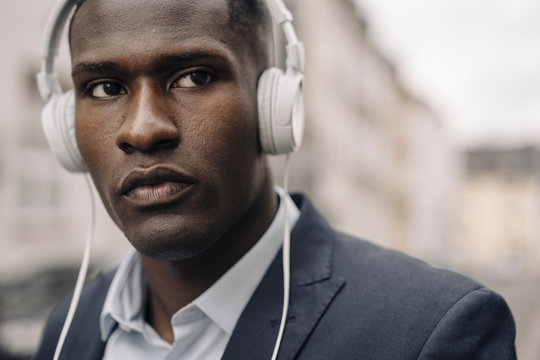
[[323, 232, 516, 358], [295, 229, 516, 359], [417, 287, 517, 359], [335, 231, 482, 296]]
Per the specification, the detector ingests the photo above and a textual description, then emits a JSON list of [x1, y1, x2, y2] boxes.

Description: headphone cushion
[[257, 67, 304, 155], [41, 90, 87, 172], [257, 67, 283, 154]]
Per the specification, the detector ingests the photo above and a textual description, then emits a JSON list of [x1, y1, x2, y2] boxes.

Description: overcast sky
[[358, 0, 540, 147]]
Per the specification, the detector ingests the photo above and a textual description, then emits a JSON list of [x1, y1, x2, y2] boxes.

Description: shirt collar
[[100, 246, 144, 340], [100, 188, 299, 340]]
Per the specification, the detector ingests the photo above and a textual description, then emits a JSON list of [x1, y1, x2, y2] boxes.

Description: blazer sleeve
[[417, 287, 517, 360]]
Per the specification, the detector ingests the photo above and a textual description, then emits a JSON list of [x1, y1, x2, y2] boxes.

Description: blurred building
[[458, 146, 540, 278], [277, 0, 458, 262]]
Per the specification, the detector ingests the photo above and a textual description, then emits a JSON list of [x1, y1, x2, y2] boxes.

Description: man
[[34, 0, 517, 359]]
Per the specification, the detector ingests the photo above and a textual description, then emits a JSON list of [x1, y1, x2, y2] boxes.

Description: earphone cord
[[271, 153, 292, 360], [53, 174, 96, 360]]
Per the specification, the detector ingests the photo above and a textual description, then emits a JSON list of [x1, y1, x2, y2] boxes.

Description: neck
[[141, 177, 278, 342]]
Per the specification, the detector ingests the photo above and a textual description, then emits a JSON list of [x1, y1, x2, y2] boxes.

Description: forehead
[[70, 0, 234, 60]]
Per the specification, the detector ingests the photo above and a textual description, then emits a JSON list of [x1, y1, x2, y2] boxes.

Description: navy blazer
[[34, 194, 517, 359]]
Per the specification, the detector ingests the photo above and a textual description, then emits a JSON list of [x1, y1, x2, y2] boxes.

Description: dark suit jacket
[[34, 194, 517, 359]]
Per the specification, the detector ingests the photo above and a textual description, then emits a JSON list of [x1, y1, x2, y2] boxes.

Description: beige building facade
[[458, 146, 540, 277], [281, 0, 458, 261]]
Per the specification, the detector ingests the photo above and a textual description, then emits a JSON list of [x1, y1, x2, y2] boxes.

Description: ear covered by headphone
[[38, 0, 305, 172], [257, 66, 304, 155], [41, 90, 87, 172]]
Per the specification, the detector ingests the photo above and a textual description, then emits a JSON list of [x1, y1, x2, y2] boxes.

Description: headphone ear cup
[[41, 90, 87, 172], [257, 67, 304, 155], [257, 67, 282, 154]]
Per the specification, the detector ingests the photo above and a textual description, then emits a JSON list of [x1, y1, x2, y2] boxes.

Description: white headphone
[[37, 0, 305, 173]]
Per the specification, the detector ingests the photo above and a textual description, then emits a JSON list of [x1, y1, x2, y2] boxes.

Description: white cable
[[53, 174, 96, 360], [271, 153, 292, 360]]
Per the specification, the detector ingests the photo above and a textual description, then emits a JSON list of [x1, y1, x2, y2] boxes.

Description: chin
[[138, 242, 214, 262], [131, 233, 219, 262], [122, 220, 223, 262]]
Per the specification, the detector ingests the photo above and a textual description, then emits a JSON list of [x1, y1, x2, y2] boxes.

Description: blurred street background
[[1, 0, 540, 358]]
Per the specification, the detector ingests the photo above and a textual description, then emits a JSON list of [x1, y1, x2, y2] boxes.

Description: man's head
[[69, 0, 276, 261]]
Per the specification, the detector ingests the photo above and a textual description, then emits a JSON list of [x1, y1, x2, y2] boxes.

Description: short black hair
[[227, 0, 266, 28], [68, 0, 269, 45]]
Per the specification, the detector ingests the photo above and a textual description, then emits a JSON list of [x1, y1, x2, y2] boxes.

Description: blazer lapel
[[222, 195, 346, 360], [59, 273, 112, 360]]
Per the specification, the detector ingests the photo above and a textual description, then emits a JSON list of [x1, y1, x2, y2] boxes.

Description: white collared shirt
[[100, 190, 299, 360]]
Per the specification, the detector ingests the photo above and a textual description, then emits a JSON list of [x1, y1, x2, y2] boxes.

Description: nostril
[[119, 142, 135, 154], [119, 138, 179, 154], [157, 139, 179, 150]]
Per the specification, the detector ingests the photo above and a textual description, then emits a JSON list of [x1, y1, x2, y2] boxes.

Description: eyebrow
[[162, 51, 228, 65], [71, 51, 229, 78], [71, 61, 119, 77]]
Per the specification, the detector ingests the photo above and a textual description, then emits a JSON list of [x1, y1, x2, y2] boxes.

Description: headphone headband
[[36, 0, 304, 101], [37, 0, 77, 100]]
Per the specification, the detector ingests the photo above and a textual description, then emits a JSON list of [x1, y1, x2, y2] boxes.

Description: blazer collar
[[222, 194, 346, 360]]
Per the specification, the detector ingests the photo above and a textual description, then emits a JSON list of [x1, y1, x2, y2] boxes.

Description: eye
[[173, 70, 213, 88], [89, 81, 126, 98]]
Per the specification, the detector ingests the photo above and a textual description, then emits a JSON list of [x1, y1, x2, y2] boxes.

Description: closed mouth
[[125, 181, 192, 202], [119, 166, 196, 207]]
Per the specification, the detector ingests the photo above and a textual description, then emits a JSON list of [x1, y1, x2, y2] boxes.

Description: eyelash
[[84, 80, 125, 99], [172, 69, 215, 89], [83, 68, 216, 99]]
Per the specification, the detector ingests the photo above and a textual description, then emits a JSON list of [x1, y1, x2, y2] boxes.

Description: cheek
[[75, 105, 118, 169], [185, 89, 259, 163], [75, 106, 122, 196], [75, 107, 128, 226], [180, 91, 261, 203]]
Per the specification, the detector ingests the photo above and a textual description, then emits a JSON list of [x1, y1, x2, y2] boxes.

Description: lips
[[119, 166, 196, 207]]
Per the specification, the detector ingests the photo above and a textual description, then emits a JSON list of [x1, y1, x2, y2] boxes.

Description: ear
[[257, 67, 304, 155], [41, 89, 87, 172]]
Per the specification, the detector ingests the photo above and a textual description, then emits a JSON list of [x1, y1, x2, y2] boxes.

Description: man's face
[[70, 0, 272, 260]]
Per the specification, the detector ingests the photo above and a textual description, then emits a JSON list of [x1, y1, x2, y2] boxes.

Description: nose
[[115, 86, 180, 154]]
